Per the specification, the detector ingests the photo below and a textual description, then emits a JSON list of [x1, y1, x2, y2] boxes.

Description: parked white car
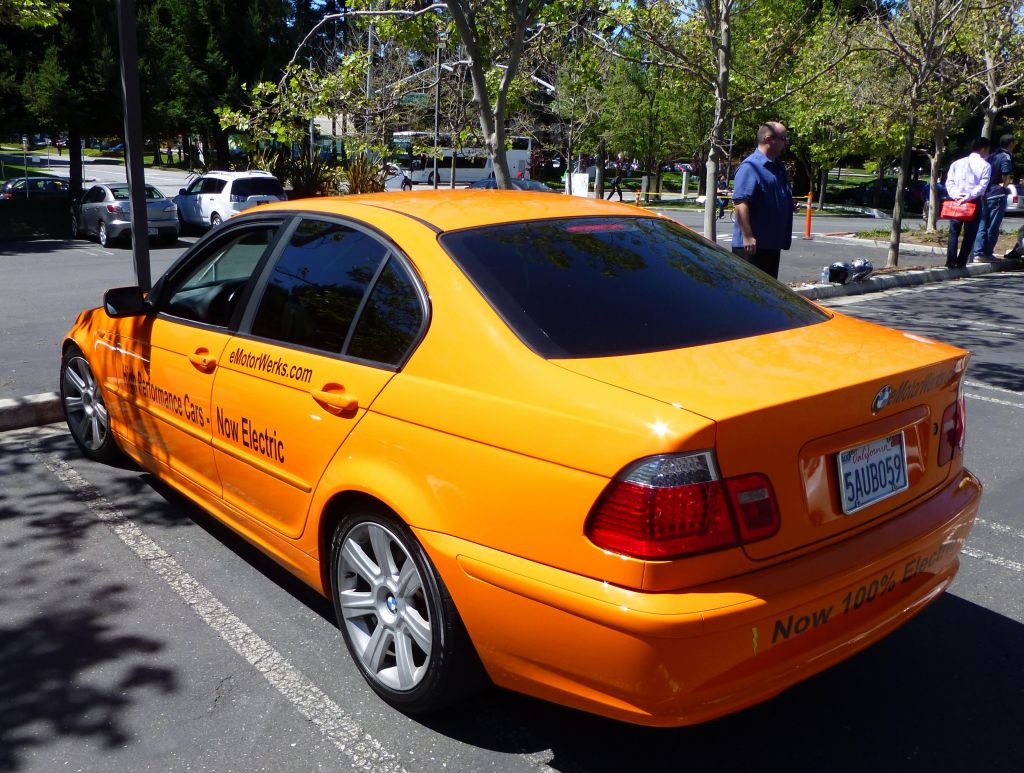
[[173, 171, 286, 229]]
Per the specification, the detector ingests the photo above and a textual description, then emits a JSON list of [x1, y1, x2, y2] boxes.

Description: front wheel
[[60, 347, 121, 464], [330, 509, 484, 713]]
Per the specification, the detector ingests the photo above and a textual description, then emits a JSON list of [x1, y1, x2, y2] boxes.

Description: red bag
[[940, 199, 977, 220]]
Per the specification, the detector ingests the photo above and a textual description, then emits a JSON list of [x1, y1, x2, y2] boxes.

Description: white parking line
[[38, 452, 408, 773], [964, 392, 1024, 410], [975, 518, 1024, 542], [965, 380, 1024, 396], [961, 545, 1024, 574]]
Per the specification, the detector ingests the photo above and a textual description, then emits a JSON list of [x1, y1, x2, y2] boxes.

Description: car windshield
[[439, 216, 828, 358], [232, 178, 284, 198], [109, 186, 165, 200]]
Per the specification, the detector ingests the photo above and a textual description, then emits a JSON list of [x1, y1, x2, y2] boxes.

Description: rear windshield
[[439, 216, 828, 358], [110, 186, 164, 200], [232, 177, 285, 198]]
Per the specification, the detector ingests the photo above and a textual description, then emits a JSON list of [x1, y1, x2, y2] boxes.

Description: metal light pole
[[433, 41, 441, 189], [115, 0, 151, 291]]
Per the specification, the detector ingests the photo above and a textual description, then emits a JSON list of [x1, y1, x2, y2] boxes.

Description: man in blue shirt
[[732, 122, 793, 279], [972, 134, 1016, 261]]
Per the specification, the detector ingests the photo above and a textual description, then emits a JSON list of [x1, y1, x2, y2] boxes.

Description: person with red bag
[[944, 136, 991, 269]]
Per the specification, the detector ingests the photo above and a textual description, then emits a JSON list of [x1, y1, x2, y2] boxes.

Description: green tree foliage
[[0, 0, 68, 28]]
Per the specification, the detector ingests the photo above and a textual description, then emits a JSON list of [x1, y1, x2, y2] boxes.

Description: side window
[[185, 178, 204, 195], [347, 258, 424, 366], [201, 178, 227, 195], [251, 219, 389, 353], [161, 225, 278, 327], [85, 187, 105, 203]]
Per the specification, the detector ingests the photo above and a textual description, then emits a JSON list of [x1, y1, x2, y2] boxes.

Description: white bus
[[392, 132, 532, 184]]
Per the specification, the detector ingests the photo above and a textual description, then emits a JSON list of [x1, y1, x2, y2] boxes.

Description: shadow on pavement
[[424, 595, 1022, 772]]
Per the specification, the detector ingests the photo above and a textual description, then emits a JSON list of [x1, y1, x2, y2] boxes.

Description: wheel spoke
[[363, 624, 392, 672], [394, 630, 418, 688], [338, 590, 376, 620], [63, 366, 87, 396], [401, 607, 431, 653], [369, 525, 398, 578], [343, 538, 381, 585], [395, 558, 422, 597], [63, 395, 85, 416], [88, 414, 104, 448]]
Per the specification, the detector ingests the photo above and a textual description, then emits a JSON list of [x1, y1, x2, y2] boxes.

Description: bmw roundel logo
[[872, 385, 892, 414]]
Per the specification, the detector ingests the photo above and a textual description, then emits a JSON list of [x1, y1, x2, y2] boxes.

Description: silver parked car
[[71, 183, 179, 247]]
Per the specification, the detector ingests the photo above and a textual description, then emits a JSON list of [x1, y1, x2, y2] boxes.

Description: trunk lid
[[553, 312, 969, 561]]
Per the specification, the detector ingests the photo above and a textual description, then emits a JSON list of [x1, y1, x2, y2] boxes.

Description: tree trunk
[[926, 128, 945, 233], [818, 168, 828, 211], [887, 112, 918, 268], [703, 2, 730, 241], [595, 137, 606, 198]]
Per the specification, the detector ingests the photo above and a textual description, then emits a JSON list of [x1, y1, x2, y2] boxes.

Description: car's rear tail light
[[937, 390, 966, 466], [106, 203, 129, 214], [585, 452, 780, 560]]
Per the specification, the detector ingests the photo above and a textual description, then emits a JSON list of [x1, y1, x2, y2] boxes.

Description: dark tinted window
[[200, 178, 227, 194], [251, 220, 388, 353], [232, 177, 285, 198], [347, 258, 424, 365], [440, 217, 828, 358]]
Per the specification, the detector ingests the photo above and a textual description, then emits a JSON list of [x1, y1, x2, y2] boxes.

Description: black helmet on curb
[[828, 262, 851, 284]]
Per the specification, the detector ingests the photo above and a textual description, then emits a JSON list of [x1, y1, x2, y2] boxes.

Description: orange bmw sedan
[[60, 191, 980, 726]]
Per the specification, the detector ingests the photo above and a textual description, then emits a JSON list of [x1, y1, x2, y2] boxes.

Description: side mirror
[[104, 286, 147, 317], [179, 188, 187, 196]]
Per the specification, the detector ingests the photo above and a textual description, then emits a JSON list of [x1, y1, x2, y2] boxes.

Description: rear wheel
[[70, 214, 80, 239], [330, 508, 484, 713], [210, 212, 222, 228], [98, 220, 109, 247], [60, 347, 121, 464]]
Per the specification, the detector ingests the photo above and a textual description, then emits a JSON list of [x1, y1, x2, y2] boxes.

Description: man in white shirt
[[945, 136, 991, 269]]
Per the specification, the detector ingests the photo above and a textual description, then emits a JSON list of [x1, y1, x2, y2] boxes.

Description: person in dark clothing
[[731, 122, 793, 279], [606, 170, 623, 201], [972, 134, 1016, 261]]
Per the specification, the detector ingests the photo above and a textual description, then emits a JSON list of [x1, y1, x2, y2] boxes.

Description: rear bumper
[[417, 468, 981, 726]]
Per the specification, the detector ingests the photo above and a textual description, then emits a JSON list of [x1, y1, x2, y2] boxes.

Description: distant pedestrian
[[715, 172, 729, 219], [731, 122, 793, 279], [606, 169, 623, 201], [944, 136, 991, 269], [401, 172, 413, 191], [972, 134, 1016, 262]]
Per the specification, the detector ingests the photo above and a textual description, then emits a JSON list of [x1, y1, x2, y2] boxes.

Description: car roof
[[252, 190, 647, 233], [197, 170, 277, 180]]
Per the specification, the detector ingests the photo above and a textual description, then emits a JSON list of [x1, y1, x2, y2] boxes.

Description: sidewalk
[[2, 242, 1021, 434]]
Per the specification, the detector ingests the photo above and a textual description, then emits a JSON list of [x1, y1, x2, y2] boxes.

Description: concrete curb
[[1, 255, 1020, 434], [0, 392, 62, 432], [793, 256, 1022, 301]]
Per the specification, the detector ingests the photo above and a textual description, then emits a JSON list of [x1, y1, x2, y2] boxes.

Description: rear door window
[[232, 178, 285, 199], [439, 216, 828, 358]]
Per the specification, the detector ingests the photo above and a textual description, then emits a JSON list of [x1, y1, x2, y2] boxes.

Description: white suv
[[173, 171, 286, 228]]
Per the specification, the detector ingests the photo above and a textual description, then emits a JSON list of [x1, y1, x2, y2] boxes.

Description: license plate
[[836, 432, 908, 514]]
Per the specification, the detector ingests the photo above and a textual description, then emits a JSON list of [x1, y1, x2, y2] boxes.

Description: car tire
[[98, 220, 109, 247], [210, 212, 222, 228], [60, 346, 122, 464], [70, 214, 80, 239], [329, 508, 485, 714]]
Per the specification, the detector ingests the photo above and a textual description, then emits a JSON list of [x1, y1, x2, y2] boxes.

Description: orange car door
[[110, 222, 284, 496], [210, 217, 427, 539]]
